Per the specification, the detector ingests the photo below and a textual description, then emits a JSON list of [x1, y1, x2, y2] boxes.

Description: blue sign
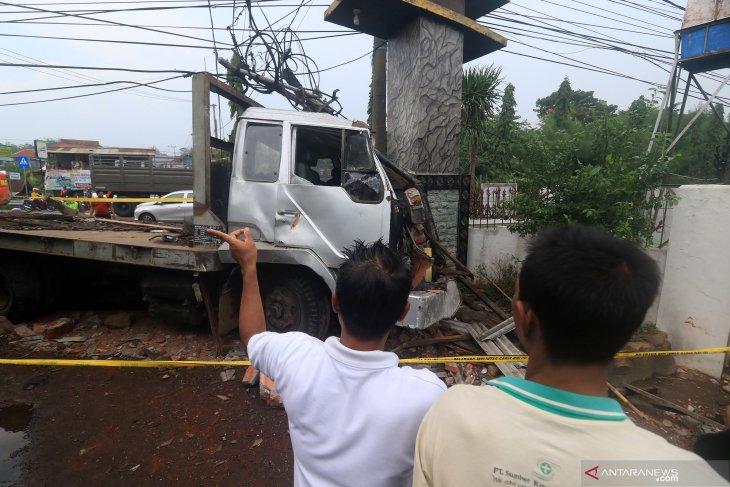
[[17, 156, 29, 168]]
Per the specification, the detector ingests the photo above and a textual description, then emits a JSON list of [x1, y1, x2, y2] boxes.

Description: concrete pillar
[[387, 16, 463, 173]]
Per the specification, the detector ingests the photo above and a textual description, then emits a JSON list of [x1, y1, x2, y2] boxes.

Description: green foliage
[[505, 124, 671, 245], [461, 65, 502, 183], [535, 76, 617, 125]]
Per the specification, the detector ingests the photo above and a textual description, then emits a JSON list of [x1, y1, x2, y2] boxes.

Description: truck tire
[[113, 202, 136, 218], [0, 257, 41, 322], [259, 270, 330, 339]]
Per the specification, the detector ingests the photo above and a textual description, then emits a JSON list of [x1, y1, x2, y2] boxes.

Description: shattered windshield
[[344, 131, 375, 172]]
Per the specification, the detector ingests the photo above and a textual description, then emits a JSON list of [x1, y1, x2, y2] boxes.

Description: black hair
[[518, 224, 660, 364], [336, 239, 412, 341]]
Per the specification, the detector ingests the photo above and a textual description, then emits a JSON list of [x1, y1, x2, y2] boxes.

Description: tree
[[461, 65, 502, 188], [535, 77, 617, 126], [506, 116, 672, 246], [486, 83, 517, 178]]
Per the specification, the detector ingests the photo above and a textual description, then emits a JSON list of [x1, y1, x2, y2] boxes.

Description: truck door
[[275, 125, 391, 268], [227, 121, 282, 242]]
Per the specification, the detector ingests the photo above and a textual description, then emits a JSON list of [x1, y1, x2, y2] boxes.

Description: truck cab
[[213, 107, 460, 337]]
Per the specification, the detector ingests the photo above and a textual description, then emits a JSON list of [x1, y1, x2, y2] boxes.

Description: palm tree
[[461, 65, 503, 189]]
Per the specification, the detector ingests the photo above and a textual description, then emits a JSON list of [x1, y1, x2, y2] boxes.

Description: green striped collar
[[486, 377, 627, 421]]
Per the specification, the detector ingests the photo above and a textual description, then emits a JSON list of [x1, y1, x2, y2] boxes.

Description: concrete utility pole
[[326, 0, 507, 173], [371, 36, 388, 153]]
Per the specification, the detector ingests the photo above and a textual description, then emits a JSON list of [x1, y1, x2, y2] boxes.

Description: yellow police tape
[[13, 196, 192, 203], [0, 347, 727, 368]]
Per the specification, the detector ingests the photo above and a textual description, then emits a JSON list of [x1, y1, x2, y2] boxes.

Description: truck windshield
[[344, 131, 375, 172]]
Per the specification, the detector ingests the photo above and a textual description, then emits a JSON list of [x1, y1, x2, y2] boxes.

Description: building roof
[[13, 148, 37, 158], [47, 139, 156, 156], [48, 139, 102, 149]]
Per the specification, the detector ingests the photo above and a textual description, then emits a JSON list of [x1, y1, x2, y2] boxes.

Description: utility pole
[[371, 37, 387, 154], [211, 103, 219, 139]]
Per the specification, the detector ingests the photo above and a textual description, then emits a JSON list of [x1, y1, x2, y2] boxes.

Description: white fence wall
[[467, 186, 730, 378], [655, 185, 730, 378]]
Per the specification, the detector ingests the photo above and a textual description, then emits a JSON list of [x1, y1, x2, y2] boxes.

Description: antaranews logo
[[581, 460, 727, 486], [584, 466, 599, 481]]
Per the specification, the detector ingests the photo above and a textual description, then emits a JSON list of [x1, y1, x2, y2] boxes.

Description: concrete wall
[[467, 225, 528, 273], [467, 186, 730, 378], [655, 185, 730, 378]]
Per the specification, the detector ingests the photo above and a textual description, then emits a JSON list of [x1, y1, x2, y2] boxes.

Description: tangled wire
[[226, 0, 342, 115]]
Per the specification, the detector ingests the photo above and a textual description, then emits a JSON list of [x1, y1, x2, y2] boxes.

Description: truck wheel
[[259, 271, 330, 338], [113, 202, 136, 218], [0, 257, 41, 322], [139, 213, 156, 223]]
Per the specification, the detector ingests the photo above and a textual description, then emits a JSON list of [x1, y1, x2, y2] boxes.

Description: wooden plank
[[624, 384, 725, 431], [478, 317, 515, 341], [465, 322, 523, 378], [493, 335, 527, 371], [440, 319, 469, 334], [458, 276, 509, 320], [607, 382, 651, 422]]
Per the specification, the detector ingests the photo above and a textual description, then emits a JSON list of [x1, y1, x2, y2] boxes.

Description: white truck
[[0, 74, 459, 340]]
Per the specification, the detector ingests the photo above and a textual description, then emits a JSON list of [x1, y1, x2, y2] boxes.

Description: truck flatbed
[[0, 227, 221, 272]]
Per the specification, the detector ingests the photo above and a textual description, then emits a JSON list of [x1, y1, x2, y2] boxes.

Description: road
[[0, 340, 293, 486]]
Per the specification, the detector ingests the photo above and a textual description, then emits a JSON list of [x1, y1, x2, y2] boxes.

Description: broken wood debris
[[441, 318, 526, 379], [607, 382, 651, 422], [457, 276, 509, 321], [624, 383, 725, 431]]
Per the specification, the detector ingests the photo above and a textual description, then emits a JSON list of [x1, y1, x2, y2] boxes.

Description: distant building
[[47, 139, 156, 170]]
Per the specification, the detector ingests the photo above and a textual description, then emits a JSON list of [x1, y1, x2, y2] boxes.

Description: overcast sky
[[2, 0, 719, 154]]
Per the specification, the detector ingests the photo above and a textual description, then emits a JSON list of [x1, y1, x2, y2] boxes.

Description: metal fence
[[469, 183, 676, 247], [469, 183, 516, 229]]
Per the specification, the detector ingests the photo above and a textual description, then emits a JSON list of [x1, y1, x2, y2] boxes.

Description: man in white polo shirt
[[413, 224, 728, 486], [209, 227, 446, 487]]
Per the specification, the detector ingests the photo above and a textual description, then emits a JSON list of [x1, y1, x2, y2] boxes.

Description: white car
[[134, 190, 193, 223]]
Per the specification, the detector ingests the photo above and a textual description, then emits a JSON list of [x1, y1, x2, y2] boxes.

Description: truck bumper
[[398, 280, 461, 330]]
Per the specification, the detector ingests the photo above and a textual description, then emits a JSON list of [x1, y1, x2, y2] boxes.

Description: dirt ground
[[0, 311, 294, 486], [1, 308, 729, 486]]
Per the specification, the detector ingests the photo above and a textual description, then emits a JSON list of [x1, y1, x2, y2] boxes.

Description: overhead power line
[[0, 75, 188, 106]]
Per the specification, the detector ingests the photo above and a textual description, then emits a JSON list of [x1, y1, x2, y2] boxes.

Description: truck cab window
[[292, 126, 340, 186], [243, 123, 282, 183]]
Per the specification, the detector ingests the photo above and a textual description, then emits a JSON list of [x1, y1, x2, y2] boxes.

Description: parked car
[[134, 190, 192, 223]]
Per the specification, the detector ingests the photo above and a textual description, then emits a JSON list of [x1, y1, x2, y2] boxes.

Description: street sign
[[17, 156, 29, 168], [35, 141, 48, 159], [8, 172, 21, 181], [0, 146, 11, 157]]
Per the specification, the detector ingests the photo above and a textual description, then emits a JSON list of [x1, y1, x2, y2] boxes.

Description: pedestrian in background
[[91, 190, 115, 219]]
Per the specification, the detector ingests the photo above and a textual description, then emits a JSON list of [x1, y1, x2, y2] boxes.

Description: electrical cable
[[0, 75, 188, 106]]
